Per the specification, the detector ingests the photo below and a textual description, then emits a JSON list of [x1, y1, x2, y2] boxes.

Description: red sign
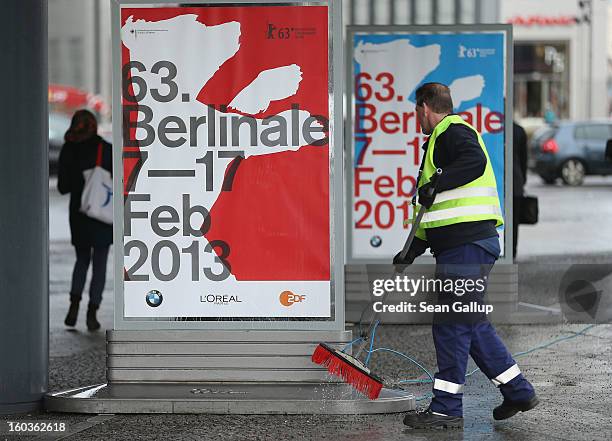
[[507, 15, 577, 26], [48, 84, 109, 116]]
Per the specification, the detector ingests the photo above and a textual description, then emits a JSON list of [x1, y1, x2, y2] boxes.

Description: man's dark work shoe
[[493, 395, 540, 420], [403, 408, 464, 429]]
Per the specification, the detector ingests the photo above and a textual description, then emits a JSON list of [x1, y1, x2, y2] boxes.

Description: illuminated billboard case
[[113, 2, 341, 322], [347, 26, 513, 262]]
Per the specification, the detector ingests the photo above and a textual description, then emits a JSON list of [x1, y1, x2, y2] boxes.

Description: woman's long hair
[[64, 109, 98, 143]]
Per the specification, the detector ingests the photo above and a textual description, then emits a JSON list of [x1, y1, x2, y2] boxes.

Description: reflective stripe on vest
[[416, 115, 504, 231], [422, 204, 502, 224], [432, 186, 498, 204]]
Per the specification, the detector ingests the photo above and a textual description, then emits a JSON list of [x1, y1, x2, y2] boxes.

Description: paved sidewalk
[[9, 158, 605, 440], [518, 174, 612, 257], [1, 239, 611, 440], [0, 235, 612, 441]]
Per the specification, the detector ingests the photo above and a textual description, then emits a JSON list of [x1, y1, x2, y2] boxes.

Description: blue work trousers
[[429, 243, 535, 417]]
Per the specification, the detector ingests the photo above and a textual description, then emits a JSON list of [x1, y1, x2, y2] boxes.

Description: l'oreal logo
[[200, 294, 242, 305]]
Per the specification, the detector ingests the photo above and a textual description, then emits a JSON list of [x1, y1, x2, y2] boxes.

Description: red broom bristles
[[312, 344, 383, 400]]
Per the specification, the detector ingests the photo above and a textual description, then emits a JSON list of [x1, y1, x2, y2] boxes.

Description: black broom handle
[[354, 168, 443, 360]]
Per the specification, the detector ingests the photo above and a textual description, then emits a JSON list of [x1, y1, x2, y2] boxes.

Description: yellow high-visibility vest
[[413, 115, 504, 241]]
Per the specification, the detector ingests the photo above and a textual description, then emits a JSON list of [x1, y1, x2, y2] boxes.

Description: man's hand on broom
[[393, 249, 418, 266]]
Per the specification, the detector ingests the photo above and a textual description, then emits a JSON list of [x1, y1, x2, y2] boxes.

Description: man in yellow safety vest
[[396, 83, 539, 430]]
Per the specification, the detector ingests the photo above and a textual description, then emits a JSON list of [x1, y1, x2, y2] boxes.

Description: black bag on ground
[[519, 196, 538, 224]]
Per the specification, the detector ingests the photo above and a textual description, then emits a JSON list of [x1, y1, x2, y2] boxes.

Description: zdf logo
[[279, 290, 306, 307]]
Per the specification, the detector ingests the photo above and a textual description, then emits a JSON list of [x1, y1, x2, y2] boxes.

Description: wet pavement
[[1, 181, 611, 440], [517, 174, 612, 258], [2, 250, 609, 441]]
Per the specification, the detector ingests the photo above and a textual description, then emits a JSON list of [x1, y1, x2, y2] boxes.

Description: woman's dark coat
[[57, 135, 113, 247]]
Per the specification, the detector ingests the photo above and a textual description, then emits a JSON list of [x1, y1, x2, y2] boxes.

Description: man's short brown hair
[[415, 82, 454, 114]]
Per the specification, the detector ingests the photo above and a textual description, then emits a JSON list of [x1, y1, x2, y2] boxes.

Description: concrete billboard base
[[45, 383, 415, 414], [46, 330, 415, 414]]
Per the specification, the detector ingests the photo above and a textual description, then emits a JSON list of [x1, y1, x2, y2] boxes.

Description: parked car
[[529, 120, 612, 186], [49, 111, 71, 174]]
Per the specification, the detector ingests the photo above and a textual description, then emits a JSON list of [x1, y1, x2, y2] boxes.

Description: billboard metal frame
[[111, 0, 344, 330], [345, 24, 514, 265]]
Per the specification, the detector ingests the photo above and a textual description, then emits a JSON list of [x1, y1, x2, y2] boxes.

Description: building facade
[[607, 0, 612, 114], [48, 0, 498, 110], [48, 0, 608, 123], [343, 0, 499, 25], [48, 0, 111, 115], [502, 0, 609, 121]]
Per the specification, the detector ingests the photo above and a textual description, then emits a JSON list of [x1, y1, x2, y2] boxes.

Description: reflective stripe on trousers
[[433, 378, 464, 395], [491, 364, 521, 386]]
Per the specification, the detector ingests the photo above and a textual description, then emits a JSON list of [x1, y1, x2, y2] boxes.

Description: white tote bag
[[80, 143, 113, 225]]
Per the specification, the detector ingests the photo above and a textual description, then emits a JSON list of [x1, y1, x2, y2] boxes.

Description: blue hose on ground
[[463, 323, 597, 378], [370, 347, 434, 383], [345, 324, 598, 402], [342, 337, 365, 352], [364, 320, 379, 366]]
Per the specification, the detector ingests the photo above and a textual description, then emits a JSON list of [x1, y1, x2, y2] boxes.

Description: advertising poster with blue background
[[350, 31, 508, 260]]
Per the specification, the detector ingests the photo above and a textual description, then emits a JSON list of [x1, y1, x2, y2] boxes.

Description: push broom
[[312, 169, 442, 400]]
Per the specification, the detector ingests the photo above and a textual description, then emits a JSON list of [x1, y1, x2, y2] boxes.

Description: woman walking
[[58, 109, 112, 331]]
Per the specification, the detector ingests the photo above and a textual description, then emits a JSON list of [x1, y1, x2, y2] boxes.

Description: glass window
[[343, 0, 351, 25], [575, 125, 612, 141], [49, 38, 61, 84], [48, 111, 72, 146], [532, 127, 558, 144], [352, 0, 370, 25], [374, 0, 392, 25], [68, 37, 84, 88], [437, 0, 455, 24], [515, 44, 567, 75], [514, 42, 570, 120], [392, 0, 411, 24], [415, 0, 432, 24], [460, 0, 476, 24]]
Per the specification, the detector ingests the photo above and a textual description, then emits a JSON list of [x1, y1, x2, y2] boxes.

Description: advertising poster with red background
[[119, 5, 331, 318]]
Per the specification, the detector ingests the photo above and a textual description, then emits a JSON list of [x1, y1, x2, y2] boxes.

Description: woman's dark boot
[[64, 298, 80, 327], [86, 304, 101, 331]]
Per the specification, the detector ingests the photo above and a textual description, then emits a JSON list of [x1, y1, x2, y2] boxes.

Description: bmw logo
[[370, 235, 382, 248], [145, 290, 163, 307]]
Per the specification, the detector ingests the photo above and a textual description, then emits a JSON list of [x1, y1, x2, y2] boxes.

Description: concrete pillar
[[590, 0, 608, 118], [0, 0, 48, 414]]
